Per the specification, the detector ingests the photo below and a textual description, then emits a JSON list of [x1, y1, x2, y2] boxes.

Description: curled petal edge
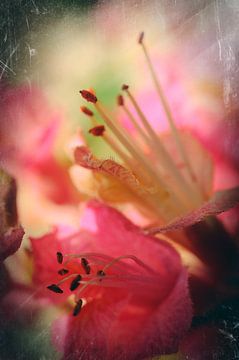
[[146, 187, 239, 235]]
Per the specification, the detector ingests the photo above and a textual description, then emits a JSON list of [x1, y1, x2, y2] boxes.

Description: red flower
[[31, 201, 192, 359]]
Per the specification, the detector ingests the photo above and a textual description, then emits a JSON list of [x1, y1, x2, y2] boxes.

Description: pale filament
[[63, 252, 152, 274], [94, 101, 185, 216], [79, 33, 207, 218], [122, 88, 202, 207], [101, 254, 156, 274], [88, 113, 133, 166], [54, 252, 160, 304], [139, 34, 199, 186]]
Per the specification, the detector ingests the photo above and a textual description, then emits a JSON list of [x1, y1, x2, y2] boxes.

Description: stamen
[[75, 277, 99, 300], [97, 270, 106, 277], [117, 94, 201, 211], [89, 125, 105, 136], [80, 106, 94, 117], [62, 252, 139, 273], [79, 90, 97, 103], [94, 100, 171, 197], [81, 257, 91, 274], [73, 254, 159, 300], [47, 284, 63, 294], [81, 90, 187, 218], [122, 84, 129, 91], [117, 94, 124, 106], [101, 132, 133, 165], [58, 268, 69, 276], [101, 254, 155, 274], [118, 94, 155, 149], [138, 31, 144, 44], [56, 273, 82, 286], [122, 86, 201, 207], [73, 299, 83, 316], [56, 251, 63, 264], [70, 275, 82, 291], [138, 32, 198, 184], [49, 251, 161, 310], [80, 98, 132, 164]]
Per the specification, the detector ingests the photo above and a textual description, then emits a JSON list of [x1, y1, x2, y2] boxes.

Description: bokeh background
[[1, 1, 239, 359]]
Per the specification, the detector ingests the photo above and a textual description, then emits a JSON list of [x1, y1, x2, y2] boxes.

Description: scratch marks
[[30, 0, 40, 15], [0, 44, 18, 80], [214, 0, 222, 61]]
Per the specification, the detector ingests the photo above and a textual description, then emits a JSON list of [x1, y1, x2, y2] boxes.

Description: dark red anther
[[97, 270, 105, 277], [89, 125, 105, 137], [73, 299, 83, 316], [79, 90, 97, 103], [70, 275, 82, 291], [138, 31, 144, 44], [81, 258, 91, 274], [117, 95, 124, 106], [56, 252, 63, 264], [58, 268, 69, 276], [47, 284, 63, 294], [80, 106, 94, 116], [121, 84, 129, 91]]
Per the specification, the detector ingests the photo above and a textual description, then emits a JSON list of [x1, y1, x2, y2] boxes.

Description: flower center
[[47, 251, 158, 316], [78, 32, 212, 222]]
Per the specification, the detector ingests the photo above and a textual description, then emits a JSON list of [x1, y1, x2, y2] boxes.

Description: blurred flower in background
[[1, 0, 239, 359]]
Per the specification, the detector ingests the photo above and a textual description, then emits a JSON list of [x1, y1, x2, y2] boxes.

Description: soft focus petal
[[31, 201, 192, 358], [0, 85, 59, 173], [0, 85, 80, 231]]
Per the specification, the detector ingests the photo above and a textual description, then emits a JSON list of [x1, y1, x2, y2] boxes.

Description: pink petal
[[32, 201, 184, 293], [32, 201, 192, 357], [54, 269, 191, 360], [0, 85, 61, 174], [31, 226, 87, 302]]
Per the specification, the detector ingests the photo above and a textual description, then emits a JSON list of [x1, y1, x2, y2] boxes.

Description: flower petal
[[54, 269, 191, 360], [74, 146, 144, 195], [0, 85, 60, 174], [147, 187, 239, 234], [32, 201, 192, 358]]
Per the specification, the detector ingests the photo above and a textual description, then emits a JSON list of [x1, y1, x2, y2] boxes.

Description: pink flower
[[31, 201, 192, 359], [74, 35, 239, 331], [0, 85, 58, 173], [74, 33, 239, 265], [0, 85, 80, 230], [4, 31, 239, 359]]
